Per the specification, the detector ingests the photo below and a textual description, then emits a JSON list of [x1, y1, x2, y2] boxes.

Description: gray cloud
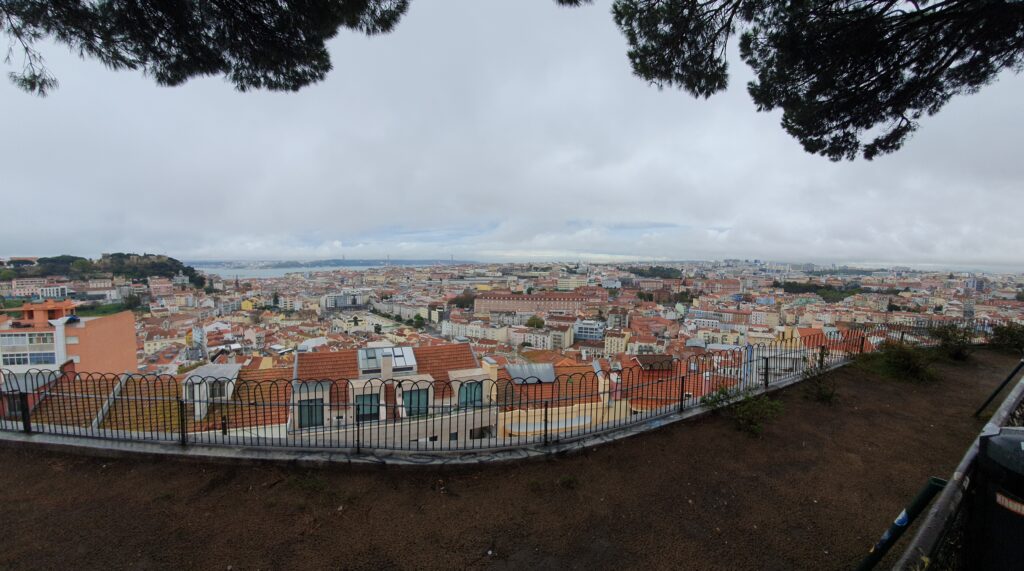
[[1, 0, 1021, 271]]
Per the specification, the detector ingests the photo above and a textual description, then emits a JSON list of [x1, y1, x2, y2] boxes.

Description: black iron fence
[[0, 318, 1012, 455]]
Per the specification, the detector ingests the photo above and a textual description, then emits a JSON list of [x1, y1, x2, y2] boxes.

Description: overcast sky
[[2, 1, 1022, 271]]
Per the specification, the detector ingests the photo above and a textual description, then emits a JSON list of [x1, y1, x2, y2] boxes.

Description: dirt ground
[[0, 349, 1019, 570]]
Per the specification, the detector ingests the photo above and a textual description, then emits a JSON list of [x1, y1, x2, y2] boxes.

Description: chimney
[[381, 352, 394, 380], [59, 359, 77, 381]]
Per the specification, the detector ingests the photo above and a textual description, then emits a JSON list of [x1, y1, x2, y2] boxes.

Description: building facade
[[0, 300, 137, 375]]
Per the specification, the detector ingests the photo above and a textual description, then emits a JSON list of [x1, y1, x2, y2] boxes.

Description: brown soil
[[0, 349, 1019, 570]]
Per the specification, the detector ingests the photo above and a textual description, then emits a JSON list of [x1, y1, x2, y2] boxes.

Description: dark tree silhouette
[[612, 0, 1024, 160], [4, 1, 1022, 160], [1, 0, 409, 94]]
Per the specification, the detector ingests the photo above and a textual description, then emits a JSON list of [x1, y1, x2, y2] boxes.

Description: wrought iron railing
[[0, 318, 1012, 455]]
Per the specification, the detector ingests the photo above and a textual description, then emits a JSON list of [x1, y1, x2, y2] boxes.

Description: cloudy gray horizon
[[2, 0, 1022, 272]]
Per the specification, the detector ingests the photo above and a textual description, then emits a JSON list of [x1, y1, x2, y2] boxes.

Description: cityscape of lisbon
[[2, 253, 1020, 380], [2, 253, 1023, 568]]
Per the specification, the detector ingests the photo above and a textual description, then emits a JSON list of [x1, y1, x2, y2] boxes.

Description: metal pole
[[177, 399, 187, 446], [543, 401, 549, 446], [973, 357, 1024, 418], [762, 357, 769, 389], [19, 392, 31, 433], [678, 371, 687, 413], [856, 477, 947, 571], [355, 404, 361, 455]]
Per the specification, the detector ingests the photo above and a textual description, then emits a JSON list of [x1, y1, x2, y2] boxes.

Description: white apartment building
[[38, 285, 68, 299], [320, 289, 373, 310], [441, 320, 510, 343]]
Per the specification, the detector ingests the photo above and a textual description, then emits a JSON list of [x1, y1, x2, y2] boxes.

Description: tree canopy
[[611, 0, 1024, 160], [628, 265, 682, 279], [1, 252, 203, 286], [1, 0, 408, 94], [3, 1, 1022, 160]]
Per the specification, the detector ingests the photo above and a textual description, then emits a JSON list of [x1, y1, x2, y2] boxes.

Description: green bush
[[700, 386, 738, 411], [802, 365, 838, 404], [990, 322, 1024, 354], [928, 323, 974, 361], [732, 393, 783, 436], [859, 341, 936, 382]]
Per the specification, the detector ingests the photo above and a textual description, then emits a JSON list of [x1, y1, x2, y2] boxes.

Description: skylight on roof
[[358, 346, 417, 373]]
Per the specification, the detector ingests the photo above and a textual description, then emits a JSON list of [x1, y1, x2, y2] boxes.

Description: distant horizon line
[[182, 257, 1024, 274], [1, 253, 1018, 274]]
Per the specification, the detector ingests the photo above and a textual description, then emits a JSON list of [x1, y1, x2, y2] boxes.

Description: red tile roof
[[495, 364, 602, 409], [296, 351, 358, 380], [292, 344, 478, 400], [412, 343, 478, 399], [200, 377, 293, 430]]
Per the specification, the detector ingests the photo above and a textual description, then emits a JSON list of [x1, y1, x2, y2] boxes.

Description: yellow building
[[604, 330, 630, 355]]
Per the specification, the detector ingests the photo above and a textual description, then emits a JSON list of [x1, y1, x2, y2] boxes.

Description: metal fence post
[[177, 399, 187, 446], [678, 373, 687, 413], [543, 401, 549, 446], [818, 345, 826, 369], [19, 392, 31, 434], [762, 357, 770, 388], [860, 335, 866, 354], [354, 403, 362, 454]]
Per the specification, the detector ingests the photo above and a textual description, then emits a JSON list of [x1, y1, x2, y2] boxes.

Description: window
[[66, 336, 79, 345], [297, 398, 324, 428], [2, 353, 28, 366], [403, 388, 429, 418], [458, 382, 484, 407], [27, 333, 54, 345], [355, 394, 380, 423], [6, 395, 22, 417], [28, 353, 56, 365], [185, 383, 195, 401], [209, 380, 226, 399], [0, 334, 27, 348]]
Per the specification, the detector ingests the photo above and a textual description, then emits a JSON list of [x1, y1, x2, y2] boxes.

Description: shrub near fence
[[0, 319, 1011, 456]]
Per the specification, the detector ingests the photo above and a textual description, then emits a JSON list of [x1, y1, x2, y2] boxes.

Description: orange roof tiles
[[296, 351, 359, 380], [102, 376, 181, 432], [199, 379, 293, 430], [495, 364, 603, 409], [32, 374, 122, 428], [293, 343, 478, 400], [413, 343, 478, 398]]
